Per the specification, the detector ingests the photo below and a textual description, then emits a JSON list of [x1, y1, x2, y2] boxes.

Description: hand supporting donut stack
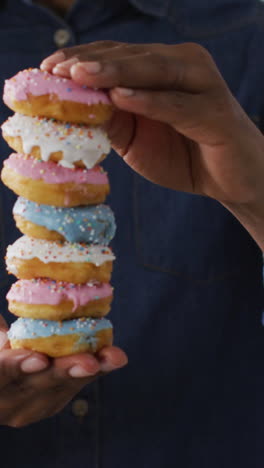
[[1, 68, 116, 357]]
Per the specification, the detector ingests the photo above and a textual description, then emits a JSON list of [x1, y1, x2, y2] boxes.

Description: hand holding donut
[[0, 316, 127, 427], [42, 41, 264, 250]]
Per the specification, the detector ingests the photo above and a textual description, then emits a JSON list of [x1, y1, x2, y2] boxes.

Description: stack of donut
[[1, 68, 116, 357]]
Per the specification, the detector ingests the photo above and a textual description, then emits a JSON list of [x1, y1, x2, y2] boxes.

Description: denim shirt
[[0, 1, 263, 467]]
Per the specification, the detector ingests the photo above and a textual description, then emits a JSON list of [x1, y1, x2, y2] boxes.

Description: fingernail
[[99, 360, 114, 373], [13, 352, 32, 361], [100, 360, 122, 373], [21, 357, 48, 373], [69, 365, 97, 378], [76, 62, 102, 74], [0, 331, 8, 349], [40, 51, 65, 69], [115, 87, 135, 97], [53, 57, 78, 72], [100, 354, 128, 373]]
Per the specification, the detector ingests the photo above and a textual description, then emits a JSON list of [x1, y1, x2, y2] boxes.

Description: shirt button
[[72, 399, 89, 417], [54, 28, 71, 48]]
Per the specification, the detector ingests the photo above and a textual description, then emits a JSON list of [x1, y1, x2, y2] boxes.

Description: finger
[[0, 315, 10, 350], [51, 44, 150, 77], [0, 349, 49, 389], [48, 42, 190, 77], [20, 353, 50, 374], [0, 315, 8, 330], [40, 41, 122, 72], [54, 346, 127, 377], [110, 87, 233, 146], [103, 109, 136, 158], [97, 346, 128, 373], [70, 48, 218, 92], [14, 354, 101, 394], [40, 50, 66, 71], [0, 332, 9, 351], [54, 352, 101, 378], [0, 349, 34, 388], [108, 113, 191, 190], [51, 56, 79, 77]]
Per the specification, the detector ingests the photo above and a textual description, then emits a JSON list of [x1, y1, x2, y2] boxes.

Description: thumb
[[0, 314, 10, 350]]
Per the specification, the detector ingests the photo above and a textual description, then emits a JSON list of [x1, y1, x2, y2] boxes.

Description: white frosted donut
[[6, 236, 115, 284], [2, 114, 111, 169]]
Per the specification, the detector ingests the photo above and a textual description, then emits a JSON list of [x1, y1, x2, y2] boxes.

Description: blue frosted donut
[[13, 197, 116, 244], [8, 317, 113, 357]]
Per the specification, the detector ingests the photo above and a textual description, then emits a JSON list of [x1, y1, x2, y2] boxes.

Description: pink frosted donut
[[3, 68, 113, 124], [7, 279, 113, 320], [1, 153, 110, 206]]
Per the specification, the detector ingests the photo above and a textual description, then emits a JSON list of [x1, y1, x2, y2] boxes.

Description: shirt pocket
[[134, 175, 259, 283]]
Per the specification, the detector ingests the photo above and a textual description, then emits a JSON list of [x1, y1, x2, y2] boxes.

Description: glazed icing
[[8, 317, 112, 345], [4, 153, 108, 185], [7, 279, 113, 311], [4, 68, 111, 106], [6, 236, 115, 268], [2, 114, 111, 169], [13, 198, 116, 244]]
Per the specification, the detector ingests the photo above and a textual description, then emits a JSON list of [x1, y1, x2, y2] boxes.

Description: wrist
[[223, 198, 264, 250]]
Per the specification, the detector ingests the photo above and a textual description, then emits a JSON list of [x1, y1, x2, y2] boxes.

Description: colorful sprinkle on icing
[[4, 153, 108, 185], [3, 68, 111, 106], [6, 236, 115, 267], [14, 198, 116, 244], [7, 279, 113, 311], [8, 317, 112, 343], [2, 114, 111, 169]]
